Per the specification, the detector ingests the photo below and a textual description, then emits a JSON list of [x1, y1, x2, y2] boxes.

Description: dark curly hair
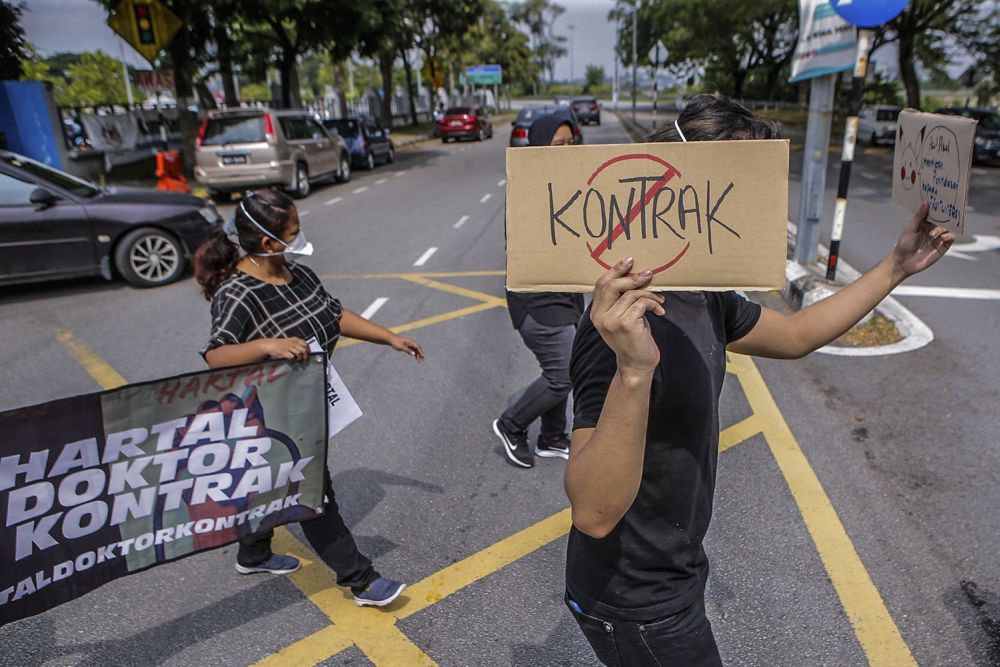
[[647, 94, 779, 143], [194, 188, 297, 300]]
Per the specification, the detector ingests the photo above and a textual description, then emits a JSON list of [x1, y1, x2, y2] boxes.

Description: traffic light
[[133, 3, 155, 45]]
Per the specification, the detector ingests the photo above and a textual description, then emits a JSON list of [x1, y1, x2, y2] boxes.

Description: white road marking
[[414, 247, 438, 267], [360, 297, 389, 320], [480, 193, 492, 203], [375, 178, 388, 185], [395, 170, 407, 177], [299, 210, 311, 217], [324, 197, 343, 206], [352, 186, 368, 194], [453, 215, 469, 229], [497, 178, 507, 187], [892, 286, 1000, 300]]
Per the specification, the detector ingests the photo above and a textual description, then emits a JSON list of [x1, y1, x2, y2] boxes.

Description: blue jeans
[[500, 314, 576, 437], [566, 592, 723, 666]]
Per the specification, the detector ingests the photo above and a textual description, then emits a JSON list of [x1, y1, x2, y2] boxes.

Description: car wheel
[[336, 153, 351, 183], [870, 132, 879, 147], [365, 151, 376, 170], [292, 162, 310, 198], [386, 145, 395, 163], [596, 118, 601, 126], [208, 189, 230, 203], [115, 228, 185, 288], [442, 137, 450, 143]]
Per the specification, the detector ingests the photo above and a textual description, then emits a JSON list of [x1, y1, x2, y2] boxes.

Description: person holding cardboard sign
[[193, 188, 424, 608], [563, 95, 955, 666], [494, 114, 583, 469]]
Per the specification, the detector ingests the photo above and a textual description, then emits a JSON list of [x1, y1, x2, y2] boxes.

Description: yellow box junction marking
[[51, 274, 914, 666]]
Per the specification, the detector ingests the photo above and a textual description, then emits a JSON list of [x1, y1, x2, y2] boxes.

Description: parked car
[[509, 105, 583, 147], [936, 107, 1000, 164], [438, 106, 493, 142], [194, 108, 351, 201], [572, 96, 601, 125], [858, 105, 901, 146], [322, 117, 395, 170], [0, 150, 220, 288]]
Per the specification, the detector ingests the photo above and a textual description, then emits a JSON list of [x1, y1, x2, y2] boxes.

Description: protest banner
[[0, 357, 327, 627], [892, 109, 977, 236], [505, 141, 790, 292]]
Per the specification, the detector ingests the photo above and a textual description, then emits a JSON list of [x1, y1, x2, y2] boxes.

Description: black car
[[572, 96, 601, 125], [509, 105, 583, 147], [936, 107, 1000, 165], [322, 117, 395, 170], [0, 151, 220, 288]]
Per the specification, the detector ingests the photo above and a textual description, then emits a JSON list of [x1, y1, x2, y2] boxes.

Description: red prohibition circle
[[583, 153, 690, 274]]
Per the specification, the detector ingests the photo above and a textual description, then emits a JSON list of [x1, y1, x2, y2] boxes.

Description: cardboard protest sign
[[0, 358, 327, 626], [505, 141, 789, 292], [892, 109, 977, 236]]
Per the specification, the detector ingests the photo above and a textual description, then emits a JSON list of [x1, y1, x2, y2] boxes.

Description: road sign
[[129, 69, 174, 92], [462, 64, 502, 85], [790, 0, 857, 82], [108, 0, 183, 66], [830, 0, 909, 28], [648, 40, 667, 66]]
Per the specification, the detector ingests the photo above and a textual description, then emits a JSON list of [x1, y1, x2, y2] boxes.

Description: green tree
[[963, 3, 1000, 105], [60, 51, 128, 105], [583, 64, 604, 93], [869, 0, 979, 109], [510, 0, 567, 92], [1, 0, 28, 80]]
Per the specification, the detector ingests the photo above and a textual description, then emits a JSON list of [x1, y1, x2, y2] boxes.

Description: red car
[[438, 106, 493, 142]]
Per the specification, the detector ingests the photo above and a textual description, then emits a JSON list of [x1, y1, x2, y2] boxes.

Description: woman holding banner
[[193, 188, 424, 608], [563, 95, 955, 665], [493, 114, 583, 469]]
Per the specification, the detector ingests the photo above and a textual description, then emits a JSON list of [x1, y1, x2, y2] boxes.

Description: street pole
[[631, 4, 637, 123], [826, 28, 872, 281], [794, 73, 837, 265], [118, 37, 134, 107], [613, 16, 620, 111], [651, 43, 658, 130], [569, 24, 575, 94]]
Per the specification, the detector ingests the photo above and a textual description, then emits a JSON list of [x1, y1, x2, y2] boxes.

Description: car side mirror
[[30, 187, 57, 209], [511, 120, 516, 126]]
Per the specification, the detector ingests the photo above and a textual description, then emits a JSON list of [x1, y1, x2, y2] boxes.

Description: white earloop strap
[[674, 119, 688, 143]]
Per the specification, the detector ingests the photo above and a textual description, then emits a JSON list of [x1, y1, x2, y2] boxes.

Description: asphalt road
[[1, 110, 998, 666]]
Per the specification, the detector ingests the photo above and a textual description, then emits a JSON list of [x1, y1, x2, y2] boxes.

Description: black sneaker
[[536, 434, 571, 459], [492, 419, 534, 468]]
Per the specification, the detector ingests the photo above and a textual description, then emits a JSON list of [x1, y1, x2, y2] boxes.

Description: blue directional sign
[[462, 64, 502, 85], [830, 0, 909, 28]]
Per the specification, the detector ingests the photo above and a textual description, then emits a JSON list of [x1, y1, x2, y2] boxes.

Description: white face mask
[[239, 200, 314, 257]]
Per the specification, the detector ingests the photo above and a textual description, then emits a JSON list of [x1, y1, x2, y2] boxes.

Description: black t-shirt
[[506, 291, 586, 329], [567, 291, 761, 621], [202, 263, 343, 358]]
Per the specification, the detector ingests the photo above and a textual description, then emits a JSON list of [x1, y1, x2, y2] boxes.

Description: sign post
[[789, 0, 857, 265], [648, 40, 667, 130], [825, 0, 910, 280]]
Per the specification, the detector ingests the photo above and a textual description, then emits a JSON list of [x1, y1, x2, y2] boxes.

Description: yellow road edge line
[[728, 354, 916, 666], [53, 327, 127, 390], [398, 508, 573, 620], [337, 301, 503, 349], [719, 415, 763, 453], [400, 275, 507, 307], [320, 271, 505, 280], [265, 529, 437, 666]]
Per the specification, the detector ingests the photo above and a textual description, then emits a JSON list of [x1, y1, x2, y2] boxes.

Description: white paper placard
[[308, 339, 363, 438]]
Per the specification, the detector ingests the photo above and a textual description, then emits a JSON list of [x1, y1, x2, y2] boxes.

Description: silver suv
[[195, 108, 351, 201]]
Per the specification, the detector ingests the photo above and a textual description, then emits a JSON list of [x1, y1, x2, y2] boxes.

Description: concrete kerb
[[784, 222, 934, 357]]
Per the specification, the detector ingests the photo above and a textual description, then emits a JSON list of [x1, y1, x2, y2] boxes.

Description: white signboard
[[790, 0, 857, 82], [307, 339, 363, 438]]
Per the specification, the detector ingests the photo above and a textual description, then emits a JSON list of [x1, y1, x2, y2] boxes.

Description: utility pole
[[613, 19, 620, 111], [794, 73, 836, 265], [569, 24, 575, 93], [631, 2, 637, 123]]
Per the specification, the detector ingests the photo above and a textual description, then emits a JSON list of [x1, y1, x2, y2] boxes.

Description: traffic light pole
[[826, 28, 872, 281]]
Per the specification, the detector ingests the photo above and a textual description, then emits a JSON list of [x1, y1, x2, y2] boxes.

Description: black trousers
[[237, 469, 378, 594], [567, 593, 723, 667]]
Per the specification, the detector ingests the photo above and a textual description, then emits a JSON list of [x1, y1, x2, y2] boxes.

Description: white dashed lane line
[[360, 297, 389, 320], [324, 197, 343, 206], [497, 179, 506, 187], [375, 178, 388, 185], [453, 215, 469, 229], [414, 247, 438, 267], [395, 170, 407, 177], [352, 187, 368, 194], [480, 193, 492, 203], [299, 210, 311, 217]]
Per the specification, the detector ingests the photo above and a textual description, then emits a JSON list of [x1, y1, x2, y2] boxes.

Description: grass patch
[[836, 314, 902, 347]]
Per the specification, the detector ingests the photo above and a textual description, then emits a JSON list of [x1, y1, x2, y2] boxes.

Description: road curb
[[784, 223, 934, 356]]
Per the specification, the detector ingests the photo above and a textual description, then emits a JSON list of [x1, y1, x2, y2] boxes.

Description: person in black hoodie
[[493, 114, 581, 468]]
